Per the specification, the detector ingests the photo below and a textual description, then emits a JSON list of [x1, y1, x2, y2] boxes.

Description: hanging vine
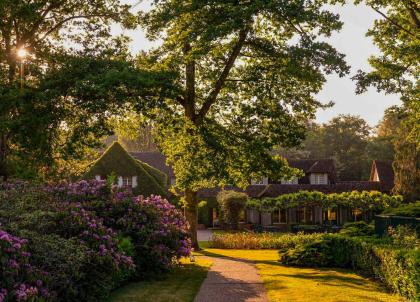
[[247, 190, 403, 212]]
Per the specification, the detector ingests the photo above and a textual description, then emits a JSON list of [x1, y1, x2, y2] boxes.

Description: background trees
[[354, 0, 419, 200]]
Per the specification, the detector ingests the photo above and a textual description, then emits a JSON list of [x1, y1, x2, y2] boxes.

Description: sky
[[112, 1, 401, 127]]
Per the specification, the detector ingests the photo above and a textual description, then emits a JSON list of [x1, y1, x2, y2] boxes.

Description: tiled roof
[[370, 160, 395, 192], [130, 151, 175, 178]]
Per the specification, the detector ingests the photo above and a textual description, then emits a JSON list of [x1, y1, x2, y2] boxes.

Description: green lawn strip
[[200, 249, 403, 302], [108, 257, 212, 302]]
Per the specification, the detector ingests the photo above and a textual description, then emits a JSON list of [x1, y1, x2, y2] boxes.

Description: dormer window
[[281, 177, 298, 185], [251, 177, 268, 185], [310, 173, 328, 185]]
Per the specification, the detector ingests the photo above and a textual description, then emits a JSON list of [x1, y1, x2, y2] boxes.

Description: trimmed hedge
[[280, 235, 419, 301], [382, 201, 420, 217]]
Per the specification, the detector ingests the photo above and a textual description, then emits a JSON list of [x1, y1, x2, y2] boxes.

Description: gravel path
[[194, 256, 269, 302]]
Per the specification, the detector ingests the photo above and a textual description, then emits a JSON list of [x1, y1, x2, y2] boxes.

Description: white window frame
[[310, 173, 328, 185], [121, 176, 132, 188], [132, 176, 138, 188]]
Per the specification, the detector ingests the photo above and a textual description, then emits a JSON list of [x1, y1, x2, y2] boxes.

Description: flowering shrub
[[89, 194, 192, 276], [1, 180, 192, 300], [56, 206, 134, 270], [45, 179, 110, 203], [0, 229, 51, 301]]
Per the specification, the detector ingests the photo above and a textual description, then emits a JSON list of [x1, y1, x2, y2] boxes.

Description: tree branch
[[37, 13, 118, 43], [371, 7, 418, 37], [197, 27, 249, 122]]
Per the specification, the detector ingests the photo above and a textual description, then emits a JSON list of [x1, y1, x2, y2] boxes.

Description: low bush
[[280, 234, 419, 301], [217, 190, 247, 230], [209, 231, 324, 249], [339, 221, 374, 237]]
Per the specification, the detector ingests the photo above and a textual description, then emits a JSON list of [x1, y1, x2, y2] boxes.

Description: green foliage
[[84, 141, 168, 197], [0, 181, 191, 301], [247, 190, 402, 212], [217, 190, 248, 230], [208, 232, 324, 250], [0, 0, 135, 179], [138, 0, 350, 245], [387, 225, 419, 249], [382, 201, 420, 217], [393, 115, 420, 201], [353, 0, 420, 200], [279, 234, 420, 301], [340, 221, 374, 237]]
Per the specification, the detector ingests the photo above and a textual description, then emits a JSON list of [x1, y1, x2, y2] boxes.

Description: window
[[272, 209, 287, 224], [352, 209, 362, 221], [122, 177, 132, 188], [281, 177, 298, 185], [323, 208, 337, 223], [310, 173, 328, 185], [251, 177, 268, 185], [297, 207, 313, 223]]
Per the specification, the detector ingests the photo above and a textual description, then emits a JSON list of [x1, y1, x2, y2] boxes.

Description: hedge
[[280, 235, 419, 301]]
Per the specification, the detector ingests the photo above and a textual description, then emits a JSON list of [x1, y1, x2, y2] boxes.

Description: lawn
[[199, 249, 404, 302], [109, 247, 403, 302], [108, 257, 212, 302]]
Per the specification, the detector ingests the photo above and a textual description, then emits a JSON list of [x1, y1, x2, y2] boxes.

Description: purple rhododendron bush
[[0, 180, 191, 301]]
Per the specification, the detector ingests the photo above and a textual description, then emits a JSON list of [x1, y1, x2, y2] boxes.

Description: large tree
[[0, 0, 173, 179], [354, 0, 419, 200], [139, 0, 349, 247]]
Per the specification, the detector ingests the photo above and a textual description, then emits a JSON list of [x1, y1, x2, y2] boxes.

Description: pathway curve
[[194, 255, 269, 302]]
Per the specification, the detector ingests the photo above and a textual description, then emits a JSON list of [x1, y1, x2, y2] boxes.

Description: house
[[251, 159, 337, 186], [130, 151, 176, 186], [87, 144, 396, 229], [84, 142, 168, 197]]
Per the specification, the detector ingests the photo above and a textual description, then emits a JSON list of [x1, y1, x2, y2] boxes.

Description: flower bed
[[209, 231, 324, 249]]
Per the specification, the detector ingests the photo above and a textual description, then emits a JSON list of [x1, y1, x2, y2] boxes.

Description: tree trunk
[[184, 188, 199, 249]]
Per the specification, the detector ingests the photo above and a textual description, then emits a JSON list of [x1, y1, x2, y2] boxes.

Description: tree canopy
[[0, 0, 177, 179], [138, 0, 350, 246]]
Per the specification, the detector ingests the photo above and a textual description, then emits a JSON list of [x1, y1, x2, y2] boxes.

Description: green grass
[[109, 245, 404, 302], [198, 249, 404, 302], [108, 257, 212, 302]]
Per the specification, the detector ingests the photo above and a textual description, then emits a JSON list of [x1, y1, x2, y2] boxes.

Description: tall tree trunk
[[184, 188, 199, 249]]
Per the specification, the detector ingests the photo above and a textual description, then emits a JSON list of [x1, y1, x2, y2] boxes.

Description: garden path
[[194, 255, 269, 302]]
